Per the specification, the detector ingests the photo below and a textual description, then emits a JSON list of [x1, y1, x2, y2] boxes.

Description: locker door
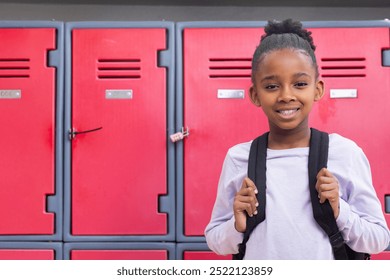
[[183, 251, 231, 260], [308, 27, 390, 230], [65, 242, 173, 260], [176, 243, 231, 260], [0, 28, 56, 235], [70, 249, 168, 260], [0, 249, 55, 260], [70, 28, 168, 236], [181, 27, 268, 238], [0, 242, 62, 260], [371, 251, 390, 260]]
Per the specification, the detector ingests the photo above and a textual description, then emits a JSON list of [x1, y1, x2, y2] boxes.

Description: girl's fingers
[[235, 194, 258, 216], [242, 177, 258, 193], [234, 177, 259, 217]]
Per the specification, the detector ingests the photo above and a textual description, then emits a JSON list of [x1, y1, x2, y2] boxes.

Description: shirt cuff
[[336, 199, 350, 231], [227, 217, 245, 245]]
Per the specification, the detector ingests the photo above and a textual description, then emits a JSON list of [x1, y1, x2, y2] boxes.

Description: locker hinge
[[69, 127, 103, 140], [170, 127, 189, 143], [382, 49, 390, 67]]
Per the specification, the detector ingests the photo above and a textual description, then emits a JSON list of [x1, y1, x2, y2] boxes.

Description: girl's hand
[[233, 177, 258, 233], [315, 168, 340, 219]]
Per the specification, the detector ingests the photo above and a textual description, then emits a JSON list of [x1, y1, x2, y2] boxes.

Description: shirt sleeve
[[335, 145, 390, 254], [204, 151, 244, 255]]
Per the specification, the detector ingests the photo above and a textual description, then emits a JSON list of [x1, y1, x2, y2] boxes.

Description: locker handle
[[69, 127, 103, 140]]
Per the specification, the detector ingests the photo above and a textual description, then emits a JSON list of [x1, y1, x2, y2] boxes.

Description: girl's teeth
[[279, 109, 297, 115]]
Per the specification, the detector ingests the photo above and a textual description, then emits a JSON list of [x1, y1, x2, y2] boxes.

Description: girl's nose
[[277, 86, 297, 103]]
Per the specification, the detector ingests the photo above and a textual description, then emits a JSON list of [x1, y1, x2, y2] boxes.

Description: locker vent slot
[[97, 59, 141, 79], [209, 58, 251, 79], [0, 58, 30, 78], [320, 57, 366, 78]]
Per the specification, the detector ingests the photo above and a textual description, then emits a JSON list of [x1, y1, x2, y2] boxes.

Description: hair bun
[[262, 19, 316, 51]]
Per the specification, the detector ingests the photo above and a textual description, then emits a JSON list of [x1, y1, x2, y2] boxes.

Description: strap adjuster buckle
[[329, 231, 345, 249]]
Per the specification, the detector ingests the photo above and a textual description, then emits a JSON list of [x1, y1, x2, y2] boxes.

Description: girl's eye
[[264, 84, 278, 90], [295, 82, 308, 88]]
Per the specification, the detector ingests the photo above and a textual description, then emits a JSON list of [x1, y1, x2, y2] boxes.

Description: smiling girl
[[204, 19, 390, 259]]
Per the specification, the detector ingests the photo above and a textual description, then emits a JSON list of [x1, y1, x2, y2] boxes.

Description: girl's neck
[[267, 126, 311, 150]]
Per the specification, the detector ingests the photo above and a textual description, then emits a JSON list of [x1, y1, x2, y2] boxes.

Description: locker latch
[[69, 127, 103, 140], [170, 127, 190, 143], [383, 49, 390, 67]]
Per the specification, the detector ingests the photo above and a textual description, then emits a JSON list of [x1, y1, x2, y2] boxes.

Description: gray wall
[[0, 3, 388, 22]]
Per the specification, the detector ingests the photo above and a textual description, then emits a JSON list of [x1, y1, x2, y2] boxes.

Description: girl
[[204, 19, 390, 259]]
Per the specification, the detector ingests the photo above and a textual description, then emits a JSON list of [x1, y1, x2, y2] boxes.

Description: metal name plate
[[330, 89, 357, 99], [105, 89, 133, 99], [217, 89, 245, 99], [0, 89, 21, 99]]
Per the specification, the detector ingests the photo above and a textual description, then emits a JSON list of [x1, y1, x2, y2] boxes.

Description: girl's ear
[[314, 80, 325, 101], [249, 85, 261, 107]]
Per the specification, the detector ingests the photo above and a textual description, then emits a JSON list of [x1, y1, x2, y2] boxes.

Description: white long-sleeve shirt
[[205, 133, 390, 259]]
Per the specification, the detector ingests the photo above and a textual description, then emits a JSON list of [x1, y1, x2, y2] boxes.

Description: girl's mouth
[[276, 108, 300, 117]]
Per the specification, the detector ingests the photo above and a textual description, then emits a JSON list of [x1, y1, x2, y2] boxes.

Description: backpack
[[233, 128, 369, 260]]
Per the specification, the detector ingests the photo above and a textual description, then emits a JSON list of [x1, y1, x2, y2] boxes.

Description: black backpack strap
[[233, 128, 368, 260], [309, 129, 370, 260], [308, 128, 350, 260], [233, 132, 268, 260]]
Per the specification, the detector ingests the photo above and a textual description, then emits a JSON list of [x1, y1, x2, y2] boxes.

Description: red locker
[[177, 243, 231, 260], [70, 250, 167, 260], [70, 27, 170, 236], [183, 251, 231, 260], [180, 24, 390, 242], [0, 249, 55, 260], [0, 28, 57, 235], [182, 27, 269, 238], [0, 242, 62, 259], [308, 27, 390, 231], [371, 251, 390, 260], [65, 242, 173, 260]]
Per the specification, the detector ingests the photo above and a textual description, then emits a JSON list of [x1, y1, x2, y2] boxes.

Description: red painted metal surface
[[309, 27, 390, 230], [71, 249, 167, 260], [0, 249, 54, 260], [371, 251, 390, 260], [0, 28, 56, 235], [71, 28, 167, 235], [183, 251, 232, 260]]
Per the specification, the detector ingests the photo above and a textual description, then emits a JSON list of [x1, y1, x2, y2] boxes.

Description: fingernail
[[254, 210, 258, 215], [254, 189, 258, 194], [255, 202, 259, 207]]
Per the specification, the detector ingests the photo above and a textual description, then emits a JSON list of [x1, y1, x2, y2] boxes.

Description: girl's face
[[250, 48, 324, 134]]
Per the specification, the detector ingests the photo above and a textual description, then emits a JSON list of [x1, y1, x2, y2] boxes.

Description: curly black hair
[[252, 19, 319, 81], [262, 19, 316, 51]]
